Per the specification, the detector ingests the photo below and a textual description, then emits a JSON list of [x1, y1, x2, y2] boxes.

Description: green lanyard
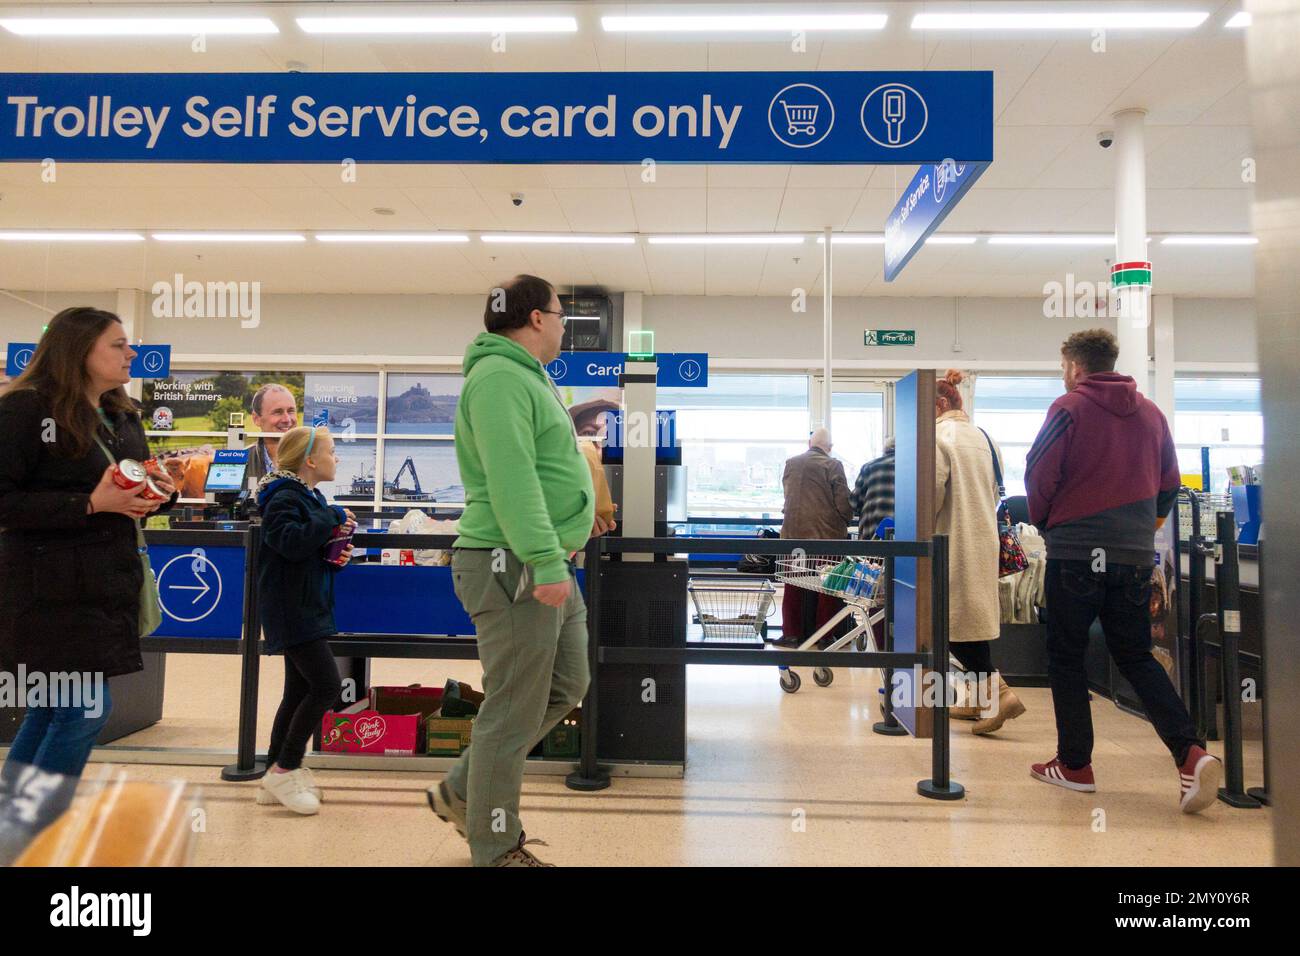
[[96, 407, 117, 441]]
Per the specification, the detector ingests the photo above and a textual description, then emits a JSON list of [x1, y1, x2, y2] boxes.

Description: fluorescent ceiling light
[[0, 17, 278, 36], [912, 11, 1208, 30], [925, 235, 978, 245], [152, 232, 305, 242], [817, 235, 885, 244], [1161, 234, 1257, 245], [315, 233, 469, 243], [987, 234, 1116, 246], [649, 235, 804, 245], [480, 234, 635, 244], [1225, 11, 1251, 28], [297, 16, 577, 34], [0, 231, 144, 241], [602, 14, 887, 32]]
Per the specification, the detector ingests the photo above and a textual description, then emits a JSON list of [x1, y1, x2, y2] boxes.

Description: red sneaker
[[1030, 757, 1096, 793], [1178, 745, 1222, 814]]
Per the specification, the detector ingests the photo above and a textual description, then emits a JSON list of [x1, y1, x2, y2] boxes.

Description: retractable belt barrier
[[122, 528, 959, 799]]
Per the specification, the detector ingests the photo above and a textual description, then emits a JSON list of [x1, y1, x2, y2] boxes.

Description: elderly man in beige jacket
[[934, 371, 1026, 734], [778, 427, 855, 647]]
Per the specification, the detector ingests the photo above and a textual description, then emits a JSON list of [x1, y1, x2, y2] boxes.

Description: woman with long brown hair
[[0, 307, 177, 856]]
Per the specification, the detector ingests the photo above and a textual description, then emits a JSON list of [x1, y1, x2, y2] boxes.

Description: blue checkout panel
[[147, 542, 584, 639]]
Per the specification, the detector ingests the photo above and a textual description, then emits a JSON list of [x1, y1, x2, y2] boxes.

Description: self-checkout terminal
[[586, 334, 691, 764]]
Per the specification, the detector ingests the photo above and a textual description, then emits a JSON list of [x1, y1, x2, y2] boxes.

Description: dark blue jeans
[[1045, 559, 1200, 769], [3, 681, 113, 778]]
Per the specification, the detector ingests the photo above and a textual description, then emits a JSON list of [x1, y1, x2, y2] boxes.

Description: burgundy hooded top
[[1025, 372, 1180, 566]]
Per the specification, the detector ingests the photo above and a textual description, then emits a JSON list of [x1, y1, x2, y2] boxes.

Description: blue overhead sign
[[884, 159, 988, 281], [129, 343, 171, 378], [7, 341, 171, 378], [5, 342, 36, 377], [546, 352, 708, 388], [0, 72, 993, 164]]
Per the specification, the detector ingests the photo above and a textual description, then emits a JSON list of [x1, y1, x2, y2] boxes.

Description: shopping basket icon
[[778, 99, 819, 136]]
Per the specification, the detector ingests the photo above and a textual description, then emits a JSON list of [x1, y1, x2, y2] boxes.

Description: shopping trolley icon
[[779, 100, 819, 136]]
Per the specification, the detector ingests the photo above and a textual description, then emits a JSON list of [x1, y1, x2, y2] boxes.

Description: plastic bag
[[381, 510, 458, 566]]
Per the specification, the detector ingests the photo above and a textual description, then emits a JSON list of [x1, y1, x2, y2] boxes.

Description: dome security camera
[[1097, 130, 1115, 149], [511, 192, 524, 207]]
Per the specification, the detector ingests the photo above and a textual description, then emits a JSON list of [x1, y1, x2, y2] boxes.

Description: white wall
[[0, 289, 1257, 373]]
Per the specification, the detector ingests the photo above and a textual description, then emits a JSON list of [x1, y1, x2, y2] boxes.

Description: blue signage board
[[5, 342, 36, 377], [7, 341, 171, 378], [0, 72, 992, 164], [129, 343, 171, 378], [148, 544, 245, 639], [603, 409, 678, 462], [546, 352, 708, 388], [884, 159, 988, 281]]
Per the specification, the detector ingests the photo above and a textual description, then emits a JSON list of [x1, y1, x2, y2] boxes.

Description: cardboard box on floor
[[425, 715, 474, 756], [321, 685, 445, 755]]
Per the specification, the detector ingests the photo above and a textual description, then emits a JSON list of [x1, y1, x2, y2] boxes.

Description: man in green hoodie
[[427, 274, 615, 867]]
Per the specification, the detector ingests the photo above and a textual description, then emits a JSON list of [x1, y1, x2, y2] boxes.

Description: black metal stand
[[873, 553, 908, 736], [566, 537, 611, 792], [1182, 490, 1212, 740], [918, 536, 963, 800], [222, 525, 267, 782], [1212, 512, 1261, 809], [1247, 542, 1270, 806]]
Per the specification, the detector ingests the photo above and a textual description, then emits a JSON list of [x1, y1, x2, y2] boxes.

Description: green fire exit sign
[[864, 329, 916, 346]]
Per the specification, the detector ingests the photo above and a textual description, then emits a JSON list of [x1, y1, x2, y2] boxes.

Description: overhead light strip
[[296, 17, 578, 35], [316, 233, 470, 243], [649, 235, 804, 245], [0, 231, 145, 241], [0, 17, 279, 36], [602, 14, 887, 32], [1225, 12, 1252, 28], [153, 232, 306, 243], [911, 12, 1209, 30], [481, 234, 635, 244], [1161, 235, 1258, 245]]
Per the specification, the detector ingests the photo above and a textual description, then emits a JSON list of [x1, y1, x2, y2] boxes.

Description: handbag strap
[[976, 427, 1006, 500], [91, 430, 146, 539]]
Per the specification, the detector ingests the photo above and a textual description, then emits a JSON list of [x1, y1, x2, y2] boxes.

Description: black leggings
[[267, 638, 343, 771], [950, 640, 994, 676]]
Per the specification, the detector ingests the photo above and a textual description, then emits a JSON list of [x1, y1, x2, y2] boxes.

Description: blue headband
[[305, 427, 318, 459]]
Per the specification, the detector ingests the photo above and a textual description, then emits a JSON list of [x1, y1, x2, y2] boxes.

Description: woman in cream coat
[[934, 370, 1026, 734]]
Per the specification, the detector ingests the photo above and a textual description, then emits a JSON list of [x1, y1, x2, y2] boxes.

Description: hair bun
[[943, 369, 965, 387]]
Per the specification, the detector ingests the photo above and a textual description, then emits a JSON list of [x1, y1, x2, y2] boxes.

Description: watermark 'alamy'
[[1042, 273, 1148, 322], [0, 666, 105, 718], [152, 273, 261, 328]]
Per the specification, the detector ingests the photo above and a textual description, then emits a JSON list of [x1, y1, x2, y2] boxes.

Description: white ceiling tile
[[705, 188, 785, 231]]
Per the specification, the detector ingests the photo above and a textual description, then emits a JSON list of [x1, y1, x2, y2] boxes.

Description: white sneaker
[[258, 768, 321, 815], [256, 765, 323, 805]]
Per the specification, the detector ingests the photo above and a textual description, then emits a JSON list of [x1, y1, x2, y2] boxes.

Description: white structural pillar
[[1151, 294, 1176, 418], [822, 225, 833, 431], [115, 287, 146, 402], [1112, 108, 1151, 382]]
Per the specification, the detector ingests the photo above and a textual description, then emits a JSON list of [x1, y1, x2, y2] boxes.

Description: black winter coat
[[256, 473, 348, 653], [0, 388, 173, 679]]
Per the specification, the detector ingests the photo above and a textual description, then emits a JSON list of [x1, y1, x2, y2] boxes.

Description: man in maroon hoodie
[[1025, 329, 1222, 813]]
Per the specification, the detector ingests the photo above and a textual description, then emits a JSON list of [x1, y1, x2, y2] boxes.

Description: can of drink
[[138, 475, 169, 501], [324, 523, 354, 564], [111, 459, 147, 491]]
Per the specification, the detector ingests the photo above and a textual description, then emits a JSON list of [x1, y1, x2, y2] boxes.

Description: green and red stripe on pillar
[[1110, 260, 1152, 288]]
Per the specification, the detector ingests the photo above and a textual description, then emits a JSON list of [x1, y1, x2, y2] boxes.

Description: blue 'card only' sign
[[884, 159, 988, 281], [546, 353, 707, 388], [0, 72, 992, 164], [6, 341, 170, 378]]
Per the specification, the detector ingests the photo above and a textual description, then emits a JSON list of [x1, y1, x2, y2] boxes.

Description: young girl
[[255, 425, 354, 814]]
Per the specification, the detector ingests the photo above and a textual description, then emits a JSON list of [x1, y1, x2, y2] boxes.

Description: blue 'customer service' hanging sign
[[884, 159, 987, 281], [0, 72, 992, 164]]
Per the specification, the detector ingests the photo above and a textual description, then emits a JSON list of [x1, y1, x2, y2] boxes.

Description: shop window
[[971, 376, 1066, 499], [659, 374, 810, 516], [1174, 378, 1263, 494]]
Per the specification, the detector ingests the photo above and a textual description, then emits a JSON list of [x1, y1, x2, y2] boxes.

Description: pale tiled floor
[[90, 651, 1275, 866]]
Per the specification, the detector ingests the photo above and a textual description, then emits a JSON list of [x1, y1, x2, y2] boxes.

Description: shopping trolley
[[687, 578, 777, 641], [778, 100, 819, 137], [773, 554, 887, 693]]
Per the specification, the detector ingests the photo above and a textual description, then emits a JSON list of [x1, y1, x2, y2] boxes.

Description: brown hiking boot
[[491, 832, 555, 867], [973, 674, 1026, 735]]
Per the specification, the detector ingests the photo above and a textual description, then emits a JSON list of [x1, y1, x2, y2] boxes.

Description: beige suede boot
[[949, 672, 983, 720], [973, 673, 1026, 735]]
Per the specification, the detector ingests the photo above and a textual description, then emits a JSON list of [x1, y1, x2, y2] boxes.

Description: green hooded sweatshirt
[[453, 332, 595, 585]]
